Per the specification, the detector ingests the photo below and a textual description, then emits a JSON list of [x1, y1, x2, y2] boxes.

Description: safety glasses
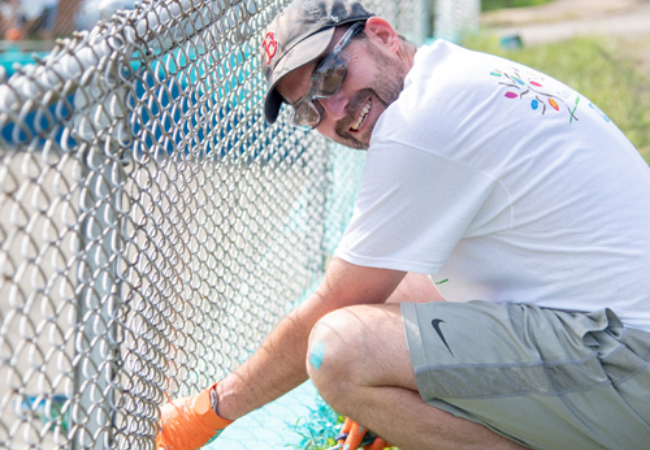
[[291, 21, 365, 130]]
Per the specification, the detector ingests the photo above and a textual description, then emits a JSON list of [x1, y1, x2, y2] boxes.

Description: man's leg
[[386, 272, 445, 304], [306, 304, 528, 450]]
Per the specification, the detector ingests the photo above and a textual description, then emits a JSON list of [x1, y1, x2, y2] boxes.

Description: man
[[157, 0, 650, 448]]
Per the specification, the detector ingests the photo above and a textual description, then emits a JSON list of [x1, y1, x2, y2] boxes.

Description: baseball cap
[[261, 0, 374, 124]]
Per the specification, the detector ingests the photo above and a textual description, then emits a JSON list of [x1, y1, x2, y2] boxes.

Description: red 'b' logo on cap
[[262, 31, 278, 65]]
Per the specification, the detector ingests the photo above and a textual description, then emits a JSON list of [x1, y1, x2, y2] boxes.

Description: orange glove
[[333, 417, 390, 450], [156, 383, 232, 450]]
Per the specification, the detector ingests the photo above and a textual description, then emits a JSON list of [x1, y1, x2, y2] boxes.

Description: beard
[[334, 52, 406, 150]]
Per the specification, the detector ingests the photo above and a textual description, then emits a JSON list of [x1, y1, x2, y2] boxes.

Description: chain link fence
[[0, 0, 430, 448], [434, 0, 480, 42]]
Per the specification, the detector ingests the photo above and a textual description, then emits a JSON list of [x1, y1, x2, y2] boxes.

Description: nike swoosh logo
[[431, 319, 454, 357]]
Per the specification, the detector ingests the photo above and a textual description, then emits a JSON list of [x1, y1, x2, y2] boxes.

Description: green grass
[[481, 0, 555, 12], [462, 34, 650, 163], [640, 147, 650, 163]]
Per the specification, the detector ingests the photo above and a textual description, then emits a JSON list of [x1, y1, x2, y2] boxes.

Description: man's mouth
[[350, 98, 372, 132]]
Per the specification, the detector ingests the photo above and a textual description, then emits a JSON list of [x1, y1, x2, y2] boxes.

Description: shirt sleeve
[[335, 139, 498, 274]]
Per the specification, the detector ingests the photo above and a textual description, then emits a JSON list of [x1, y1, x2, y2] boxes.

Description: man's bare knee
[[306, 305, 415, 400], [306, 308, 365, 407]]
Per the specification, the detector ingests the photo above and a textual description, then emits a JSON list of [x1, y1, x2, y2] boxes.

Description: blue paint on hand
[[309, 341, 326, 370]]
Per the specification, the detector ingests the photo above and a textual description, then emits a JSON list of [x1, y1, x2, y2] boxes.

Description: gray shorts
[[401, 301, 650, 450]]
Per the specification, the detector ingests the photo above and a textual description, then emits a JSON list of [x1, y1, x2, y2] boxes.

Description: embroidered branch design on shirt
[[490, 68, 581, 124]]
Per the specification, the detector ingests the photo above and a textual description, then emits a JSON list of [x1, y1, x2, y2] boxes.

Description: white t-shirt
[[335, 40, 650, 332]]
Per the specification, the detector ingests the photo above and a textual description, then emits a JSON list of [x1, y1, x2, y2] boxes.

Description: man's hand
[[156, 383, 232, 450]]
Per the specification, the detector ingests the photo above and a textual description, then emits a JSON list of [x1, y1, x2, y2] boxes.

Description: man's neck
[[397, 41, 418, 73]]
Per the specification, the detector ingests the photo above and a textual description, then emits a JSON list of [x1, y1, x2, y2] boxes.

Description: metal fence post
[[71, 62, 131, 450]]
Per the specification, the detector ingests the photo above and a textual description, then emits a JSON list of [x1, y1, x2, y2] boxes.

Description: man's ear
[[363, 17, 400, 53]]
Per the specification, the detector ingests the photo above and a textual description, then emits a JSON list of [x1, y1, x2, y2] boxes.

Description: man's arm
[[215, 257, 406, 420]]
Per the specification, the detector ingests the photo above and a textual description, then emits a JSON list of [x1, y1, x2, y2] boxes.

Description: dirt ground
[[482, 0, 650, 43]]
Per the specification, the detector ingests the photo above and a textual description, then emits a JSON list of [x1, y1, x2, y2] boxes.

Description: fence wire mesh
[[434, 0, 479, 42], [0, 0, 427, 448]]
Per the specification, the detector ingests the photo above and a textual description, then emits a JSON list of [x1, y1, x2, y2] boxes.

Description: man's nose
[[319, 93, 348, 122]]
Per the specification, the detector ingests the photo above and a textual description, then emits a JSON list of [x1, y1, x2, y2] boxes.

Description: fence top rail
[[0, 0, 224, 114]]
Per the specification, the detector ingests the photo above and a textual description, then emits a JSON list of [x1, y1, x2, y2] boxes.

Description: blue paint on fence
[[0, 47, 300, 164]]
